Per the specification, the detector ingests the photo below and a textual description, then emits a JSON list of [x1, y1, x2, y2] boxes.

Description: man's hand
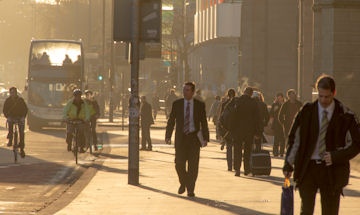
[[254, 135, 261, 140], [323, 152, 333, 166], [283, 170, 292, 178], [165, 138, 171, 145]]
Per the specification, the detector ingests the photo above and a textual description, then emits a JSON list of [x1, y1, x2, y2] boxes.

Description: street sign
[[140, 0, 161, 42], [113, 0, 161, 42]]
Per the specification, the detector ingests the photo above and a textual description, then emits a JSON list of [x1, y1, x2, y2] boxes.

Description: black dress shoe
[[235, 171, 240, 177], [178, 185, 186, 194], [187, 192, 195, 197]]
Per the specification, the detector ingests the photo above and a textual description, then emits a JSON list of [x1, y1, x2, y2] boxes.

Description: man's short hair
[[9, 87, 17, 92], [184, 82, 196, 92], [244, 87, 253, 96], [316, 75, 336, 93], [287, 89, 296, 97], [227, 88, 236, 97]]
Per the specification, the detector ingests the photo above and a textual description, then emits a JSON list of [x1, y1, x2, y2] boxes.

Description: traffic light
[[98, 75, 103, 81]]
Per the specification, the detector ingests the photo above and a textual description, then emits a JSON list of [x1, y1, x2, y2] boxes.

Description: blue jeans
[[7, 118, 25, 149]]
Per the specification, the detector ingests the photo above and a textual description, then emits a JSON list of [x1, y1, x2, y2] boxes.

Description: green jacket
[[63, 99, 90, 121]]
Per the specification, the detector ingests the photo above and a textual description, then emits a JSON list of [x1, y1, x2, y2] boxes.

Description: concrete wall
[[240, 0, 298, 103], [313, 0, 360, 114]]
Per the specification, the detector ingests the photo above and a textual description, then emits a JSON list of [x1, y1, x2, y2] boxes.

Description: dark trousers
[[273, 128, 285, 156], [234, 135, 253, 174], [141, 124, 152, 149], [66, 123, 86, 148], [226, 141, 233, 170], [299, 161, 341, 215], [7, 119, 25, 149], [89, 118, 98, 145], [175, 134, 200, 193]]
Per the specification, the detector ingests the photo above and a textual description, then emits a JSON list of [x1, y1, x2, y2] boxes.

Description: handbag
[[280, 178, 294, 215]]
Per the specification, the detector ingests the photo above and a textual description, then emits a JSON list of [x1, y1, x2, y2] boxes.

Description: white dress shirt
[[311, 100, 335, 159], [184, 98, 195, 133]]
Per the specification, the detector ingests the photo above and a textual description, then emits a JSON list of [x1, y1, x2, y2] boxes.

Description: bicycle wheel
[[13, 129, 18, 163], [73, 129, 78, 164]]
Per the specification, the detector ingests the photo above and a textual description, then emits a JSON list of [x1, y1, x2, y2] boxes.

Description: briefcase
[[250, 149, 271, 176], [281, 178, 294, 215]]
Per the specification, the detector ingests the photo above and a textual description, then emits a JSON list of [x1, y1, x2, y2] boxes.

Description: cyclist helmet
[[73, 89, 82, 96]]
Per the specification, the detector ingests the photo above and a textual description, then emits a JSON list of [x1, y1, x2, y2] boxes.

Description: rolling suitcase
[[250, 149, 271, 176]]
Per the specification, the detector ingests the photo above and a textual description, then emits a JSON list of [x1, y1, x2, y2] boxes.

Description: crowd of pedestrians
[[137, 76, 360, 215]]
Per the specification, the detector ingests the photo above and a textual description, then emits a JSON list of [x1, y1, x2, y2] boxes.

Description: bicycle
[[7, 119, 24, 163], [67, 120, 85, 164]]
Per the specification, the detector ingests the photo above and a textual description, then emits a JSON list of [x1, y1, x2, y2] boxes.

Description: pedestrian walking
[[278, 89, 302, 140], [218, 89, 237, 171], [208, 96, 221, 140], [85, 90, 100, 150], [165, 82, 209, 197], [270, 93, 285, 157], [165, 89, 178, 119], [152, 94, 160, 120], [252, 91, 269, 152], [231, 87, 261, 176], [283, 75, 360, 215], [140, 96, 154, 151]]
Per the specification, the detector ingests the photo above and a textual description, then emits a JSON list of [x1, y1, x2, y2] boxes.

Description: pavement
[[51, 123, 360, 215]]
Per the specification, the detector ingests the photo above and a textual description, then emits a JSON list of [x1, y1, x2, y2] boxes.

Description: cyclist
[[63, 89, 90, 153], [84, 90, 100, 150], [3, 87, 28, 158]]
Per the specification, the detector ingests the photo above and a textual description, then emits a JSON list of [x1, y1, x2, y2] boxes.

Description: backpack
[[219, 98, 237, 132]]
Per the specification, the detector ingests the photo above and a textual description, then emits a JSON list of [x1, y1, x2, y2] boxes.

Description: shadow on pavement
[[33, 128, 66, 139], [343, 188, 360, 197], [0, 148, 75, 185], [242, 174, 284, 187], [89, 163, 128, 174], [99, 152, 127, 160], [138, 185, 274, 215]]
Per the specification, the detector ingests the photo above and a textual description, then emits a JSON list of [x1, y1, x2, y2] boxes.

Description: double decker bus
[[27, 40, 84, 130]]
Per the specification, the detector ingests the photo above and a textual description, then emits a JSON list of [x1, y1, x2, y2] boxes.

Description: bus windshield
[[30, 42, 81, 66], [28, 81, 78, 108]]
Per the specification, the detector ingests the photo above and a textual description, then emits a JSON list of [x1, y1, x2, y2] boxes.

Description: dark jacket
[[257, 100, 269, 130], [283, 99, 360, 189], [166, 98, 209, 148], [278, 100, 302, 132], [3, 96, 28, 118], [231, 95, 261, 138], [140, 102, 154, 126], [269, 102, 283, 131]]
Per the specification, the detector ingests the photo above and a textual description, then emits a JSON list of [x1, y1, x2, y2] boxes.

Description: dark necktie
[[184, 101, 190, 134], [318, 110, 329, 157]]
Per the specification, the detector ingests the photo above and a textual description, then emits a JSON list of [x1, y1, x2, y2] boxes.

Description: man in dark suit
[[140, 96, 154, 151], [165, 82, 209, 197], [231, 87, 261, 176], [283, 75, 360, 215], [278, 89, 303, 138]]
